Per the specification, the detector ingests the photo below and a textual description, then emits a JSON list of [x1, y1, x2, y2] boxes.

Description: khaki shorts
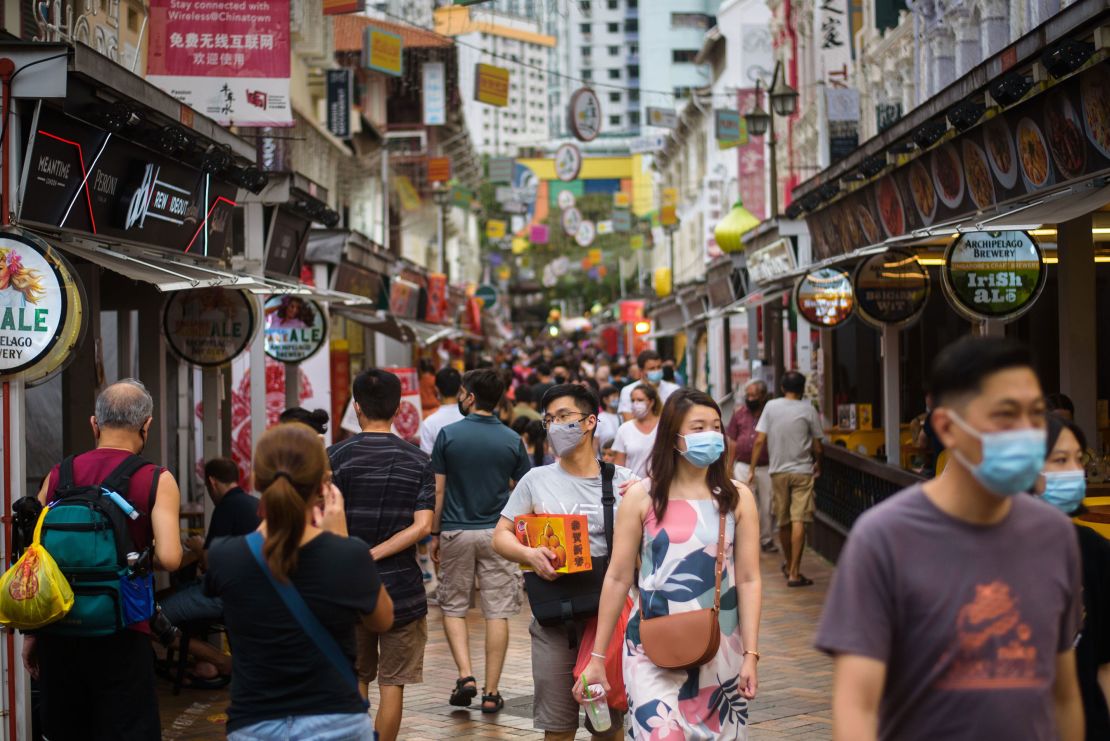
[[436, 528, 522, 619], [771, 472, 816, 523], [528, 618, 623, 736], [356, 617, 427, 686]]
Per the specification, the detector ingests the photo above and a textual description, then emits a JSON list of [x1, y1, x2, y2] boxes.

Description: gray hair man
[[28, 378, 182, 740], [727, 379, 776, 552]]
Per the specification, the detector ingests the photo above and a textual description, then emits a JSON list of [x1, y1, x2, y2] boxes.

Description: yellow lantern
[[714, 200, 760, 253], [654, 267, 672, 297]]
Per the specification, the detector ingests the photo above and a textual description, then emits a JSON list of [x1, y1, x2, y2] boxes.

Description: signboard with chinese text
[[388, 278, 422, 319], [715, 109, 742, 148], [147, 0, 292, 126], [737, 88, 766, 220], [264, 296, 326, 363], [568, 88, 602, 141], [422, 62, 446, 125], [746, 238, 796, 286], [326, 69, 352, 138], [425, 273, 448, 323], [488, 157, 514, 183], [941, 231, 1045, 321], [554, 143, 583, 181], [363, 27, 403, 76], [476, 63, 510, 106], [427, 157, 451, 183], [646, 107, 677, 129], [486, 220, 507, 239]]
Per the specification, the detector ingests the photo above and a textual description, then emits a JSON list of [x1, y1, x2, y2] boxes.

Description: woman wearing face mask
[[576, 388, 762, 738], [612, 383, 662, 478], [1035, 414, 1110, 741], [595, 385, 622, 452]]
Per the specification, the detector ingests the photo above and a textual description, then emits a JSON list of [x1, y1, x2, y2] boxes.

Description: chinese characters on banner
[[817, 0, 858, 165], [423, 62, 446, 125], [736, 88, 766, 221], [326, 69, 352, 139], [425, 274, 448, 323], [147, 0, 292, 127]]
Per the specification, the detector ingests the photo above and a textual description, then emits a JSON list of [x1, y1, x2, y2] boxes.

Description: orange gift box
[[513, 514, 593, 573]]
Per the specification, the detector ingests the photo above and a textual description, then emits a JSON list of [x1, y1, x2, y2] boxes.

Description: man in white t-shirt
[[617, 349, 680, 421], [493, 384, 634, 739], [419, 367, 464, 454], [750, 371, 825, 587]]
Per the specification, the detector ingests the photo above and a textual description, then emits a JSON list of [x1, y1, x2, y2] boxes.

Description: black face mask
[[457, 393, 472, 416], [745, 398, 762, 412], [554, 374, 567, 384]]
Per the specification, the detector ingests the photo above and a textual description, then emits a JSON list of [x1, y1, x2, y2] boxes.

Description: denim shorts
[[228, 713, 375, 741]]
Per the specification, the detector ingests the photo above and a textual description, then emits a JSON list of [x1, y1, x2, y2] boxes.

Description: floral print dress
[[623, 498, 748, 740]]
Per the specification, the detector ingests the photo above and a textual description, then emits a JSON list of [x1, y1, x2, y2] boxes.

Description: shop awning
[[333, 305, 408, 342], [55, 240, 259, 292], [244, 275, 375, 306], [397, 318, 466, 347]]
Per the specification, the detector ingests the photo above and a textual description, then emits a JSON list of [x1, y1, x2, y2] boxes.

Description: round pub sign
[[263, 295, 326, 363], [163, 288, 256, 367], [942, 230, 1045, 321], [853, 249, 930, 329], [0, 231, 84, 385], [794, 268, 854, 328]]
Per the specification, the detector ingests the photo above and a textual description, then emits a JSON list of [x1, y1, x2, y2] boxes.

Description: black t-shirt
[[204, 488, 261, 548], [204, 532, 380, 732], [1076, 524, 1110, 741]]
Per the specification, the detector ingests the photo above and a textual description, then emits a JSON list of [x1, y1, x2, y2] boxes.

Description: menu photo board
[[263, 206, 312, 277], [941, 230, 1046, 321], [263, 295, 326, 363], [163, 288, 256, 367], [794, 268, 855, 328], [852, 248, 930, 329]]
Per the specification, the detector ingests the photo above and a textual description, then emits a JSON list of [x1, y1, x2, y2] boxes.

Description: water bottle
[[582, 683, 611, 732]]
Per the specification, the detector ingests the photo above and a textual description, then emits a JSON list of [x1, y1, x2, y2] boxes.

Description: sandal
[[787, 576, 815, 587], [480, 690, 504, 714], [449, 676, 478, 707]]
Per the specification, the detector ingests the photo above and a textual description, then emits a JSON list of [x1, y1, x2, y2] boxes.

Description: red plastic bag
[[573, 595, 633, 713]]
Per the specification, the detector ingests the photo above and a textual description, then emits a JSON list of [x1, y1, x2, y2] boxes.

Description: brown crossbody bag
[[639, 509, 727, 670]]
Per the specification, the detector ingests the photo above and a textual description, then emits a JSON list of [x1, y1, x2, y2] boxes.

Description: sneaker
[[761, 542, 779, 553]]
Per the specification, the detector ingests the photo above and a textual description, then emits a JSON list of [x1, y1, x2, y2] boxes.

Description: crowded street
[[2, 1, 1110, 740], [158, 551, 833, 740]]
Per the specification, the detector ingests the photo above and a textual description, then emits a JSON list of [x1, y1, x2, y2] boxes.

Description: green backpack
[[39, 455, 158, 636]]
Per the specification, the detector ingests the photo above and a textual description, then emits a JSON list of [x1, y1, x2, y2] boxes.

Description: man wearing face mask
[[728, 380, 776, 552], [617, 349, 681, 422], [494, 384, 635, 740], [816, 337, 1084, 741]]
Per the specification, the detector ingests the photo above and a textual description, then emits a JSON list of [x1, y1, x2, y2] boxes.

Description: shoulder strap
[[599, 460, 615, 556], [245, 532, 367, 706], [57, 456, 77, 491], [712, 510, 726, 612], [147, 466, 161, 513], [101, 455, 152, 502]]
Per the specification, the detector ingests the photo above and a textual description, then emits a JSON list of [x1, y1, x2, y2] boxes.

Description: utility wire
[[370, 7, 744, 102]]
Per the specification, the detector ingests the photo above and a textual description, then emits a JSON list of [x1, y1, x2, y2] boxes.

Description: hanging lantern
[[714, 200, 760, 253]]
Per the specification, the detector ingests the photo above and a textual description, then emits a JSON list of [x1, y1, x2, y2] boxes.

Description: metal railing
[[812, 444, 924, 563]]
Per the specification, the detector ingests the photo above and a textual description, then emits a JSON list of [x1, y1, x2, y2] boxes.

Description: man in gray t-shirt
[[750, 371, 824, 586], [493, 384, 634, 738]]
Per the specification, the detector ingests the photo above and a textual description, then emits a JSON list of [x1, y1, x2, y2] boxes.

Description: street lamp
[[744, 60, 798, 219], [432, 183, 451, 276]]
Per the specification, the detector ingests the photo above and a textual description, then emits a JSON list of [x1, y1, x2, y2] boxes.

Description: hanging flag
[[363, 27, 403, 76], [394, 176, 422, 212], [475, 63, 510, 106], [715, 109, 742, 149]]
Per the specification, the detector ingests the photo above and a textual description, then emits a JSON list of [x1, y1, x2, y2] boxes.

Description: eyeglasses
[[542, 411, 588, 429]]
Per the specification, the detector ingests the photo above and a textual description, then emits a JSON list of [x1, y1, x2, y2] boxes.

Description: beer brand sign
[[942, 231, 1045, 321], [263, 296, 326, 363], [0, 232, 69, 376], [163, 288, 256, 367]]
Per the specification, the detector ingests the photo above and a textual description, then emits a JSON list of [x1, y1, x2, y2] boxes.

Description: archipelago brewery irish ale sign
[[942, 230, 1045, 321]]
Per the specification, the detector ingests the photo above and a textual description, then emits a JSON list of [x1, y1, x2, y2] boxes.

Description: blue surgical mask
[[678, 431, 725, 468], [646, 370, 664, 384], [1041, 471, 1086, 514], [950, 412, 1046, 496]]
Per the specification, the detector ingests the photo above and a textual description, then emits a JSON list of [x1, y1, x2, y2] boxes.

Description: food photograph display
[[809, 59, 1110, 259]]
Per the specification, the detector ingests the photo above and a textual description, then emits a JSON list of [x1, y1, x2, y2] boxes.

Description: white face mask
[[631, 401, 650, 419]]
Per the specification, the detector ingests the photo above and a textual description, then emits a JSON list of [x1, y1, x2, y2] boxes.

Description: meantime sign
[[942, 230, 1045, 321]]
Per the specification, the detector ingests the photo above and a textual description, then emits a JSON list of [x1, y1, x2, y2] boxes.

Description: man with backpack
[[25, 379, 183, 740], [494, 384, 634, 739]]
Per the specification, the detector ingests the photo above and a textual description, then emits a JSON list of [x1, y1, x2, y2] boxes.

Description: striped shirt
[[328, 432, 435, 627]]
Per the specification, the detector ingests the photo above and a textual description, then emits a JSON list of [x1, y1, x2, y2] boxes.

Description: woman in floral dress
[[579, 389, 763, 740]]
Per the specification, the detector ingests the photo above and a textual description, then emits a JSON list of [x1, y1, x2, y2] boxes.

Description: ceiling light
[[912, 119, 947, 149], [989, 73, 1034, 106], [1041, 39, 1094, 79], [947, 99, 985, 131]]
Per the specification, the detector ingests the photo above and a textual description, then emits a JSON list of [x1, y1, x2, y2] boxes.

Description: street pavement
[[158, 547, 833, 739]]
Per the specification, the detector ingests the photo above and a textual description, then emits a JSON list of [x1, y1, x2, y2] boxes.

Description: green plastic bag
[[0, 507, 74, 630]]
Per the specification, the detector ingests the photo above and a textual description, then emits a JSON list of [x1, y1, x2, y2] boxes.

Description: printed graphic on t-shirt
[[935, 580, 1045, 690]]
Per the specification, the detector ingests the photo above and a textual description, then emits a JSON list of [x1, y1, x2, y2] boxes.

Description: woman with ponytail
[[205, 422, 393, 740]]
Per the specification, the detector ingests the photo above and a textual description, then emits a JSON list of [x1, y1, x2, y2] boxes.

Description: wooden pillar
[[1057, 214, 1097, 441]]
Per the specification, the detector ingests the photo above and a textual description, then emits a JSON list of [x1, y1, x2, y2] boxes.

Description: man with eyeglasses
[[494, 384, 635, 739], [430, 368, 532, 714]]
